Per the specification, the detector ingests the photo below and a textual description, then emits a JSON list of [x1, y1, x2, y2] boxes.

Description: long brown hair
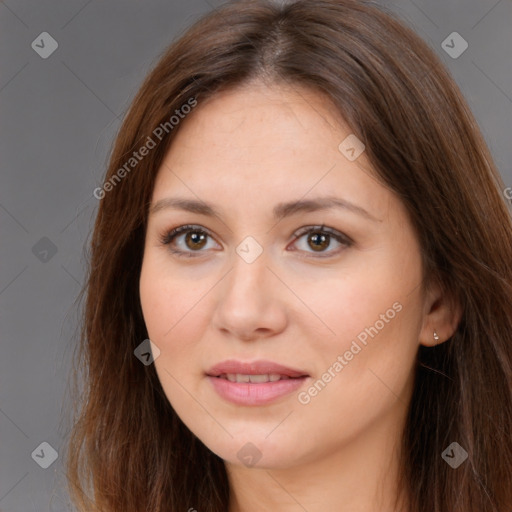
[[64, 1, 512, 510]]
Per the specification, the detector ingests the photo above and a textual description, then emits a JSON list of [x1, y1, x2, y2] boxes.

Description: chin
[[201, 432, 307, 470]]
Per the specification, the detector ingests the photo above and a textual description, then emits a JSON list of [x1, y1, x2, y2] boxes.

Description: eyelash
[[158, 224, 353, 259]]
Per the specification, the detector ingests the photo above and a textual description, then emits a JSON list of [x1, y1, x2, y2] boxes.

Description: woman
[[65, 0, 512, 511]]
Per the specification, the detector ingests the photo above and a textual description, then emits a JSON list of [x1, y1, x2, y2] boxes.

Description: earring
[[433, 330, 440, 341]]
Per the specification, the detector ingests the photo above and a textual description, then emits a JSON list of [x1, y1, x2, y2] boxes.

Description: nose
[[211, 251, 288, 342]]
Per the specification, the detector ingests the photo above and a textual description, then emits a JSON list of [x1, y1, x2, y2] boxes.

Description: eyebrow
[[149, 195, 380, 222]]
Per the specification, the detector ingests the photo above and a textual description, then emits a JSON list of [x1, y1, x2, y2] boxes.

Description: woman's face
[[139, 81, 428, 469]]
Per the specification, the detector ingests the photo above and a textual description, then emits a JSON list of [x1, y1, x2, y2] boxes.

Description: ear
[[419, 278, 463, 347]]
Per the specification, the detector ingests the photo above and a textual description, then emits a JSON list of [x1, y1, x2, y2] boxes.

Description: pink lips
[[206, 359, 309, 406]]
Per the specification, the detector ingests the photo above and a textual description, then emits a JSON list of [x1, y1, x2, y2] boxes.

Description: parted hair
[[65, 1, 512, 511]]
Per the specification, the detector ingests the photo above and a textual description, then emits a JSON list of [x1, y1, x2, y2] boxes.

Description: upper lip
[[207, 359, 309, 378]]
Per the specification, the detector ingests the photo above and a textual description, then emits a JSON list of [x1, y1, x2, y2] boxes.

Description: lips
[[206, 359, 310, 406], [206, 359, 309, 379]]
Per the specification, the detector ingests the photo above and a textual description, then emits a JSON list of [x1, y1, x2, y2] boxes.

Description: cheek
[[310, 249, 421, 348], [301, 245, 424, 406], [139, 261, 169, 338], [139, 259, 208, 407], [140, 254, 202, 339], [139, 256, 218, 379]]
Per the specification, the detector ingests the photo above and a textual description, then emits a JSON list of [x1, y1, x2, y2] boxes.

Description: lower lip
[[207, 375, 308, 406]]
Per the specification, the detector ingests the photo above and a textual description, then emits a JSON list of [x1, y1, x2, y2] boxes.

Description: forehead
[[165, 82, 347, 161], [150, 82, 393, 221]]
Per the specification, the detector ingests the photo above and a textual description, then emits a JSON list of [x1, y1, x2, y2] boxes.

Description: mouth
[[213, 373, 304, 383], [207, 359, 309, 379], [206, 359, 310, 406]]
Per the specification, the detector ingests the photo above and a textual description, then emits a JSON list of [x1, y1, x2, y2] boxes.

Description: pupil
[[187, 231, 206, 249], [310, 233, 329, 251]]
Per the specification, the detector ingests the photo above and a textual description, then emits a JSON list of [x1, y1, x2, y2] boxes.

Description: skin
[[139, 80, 461, 512]]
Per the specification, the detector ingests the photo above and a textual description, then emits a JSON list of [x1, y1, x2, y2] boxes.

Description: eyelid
[[159, 224, 222, 254], [288, 224, 353, 258], [159, 223, 352, 258], [291, 224, 353, 244]]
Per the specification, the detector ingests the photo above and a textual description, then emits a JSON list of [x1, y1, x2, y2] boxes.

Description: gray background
[[1, 0, 511, 510]]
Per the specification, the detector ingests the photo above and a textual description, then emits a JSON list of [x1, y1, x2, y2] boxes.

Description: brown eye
[[160, 225, 219, 257], [290, 225, 353, 257], [307, 232, 331, 252], [184, 230, 208, 250]]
